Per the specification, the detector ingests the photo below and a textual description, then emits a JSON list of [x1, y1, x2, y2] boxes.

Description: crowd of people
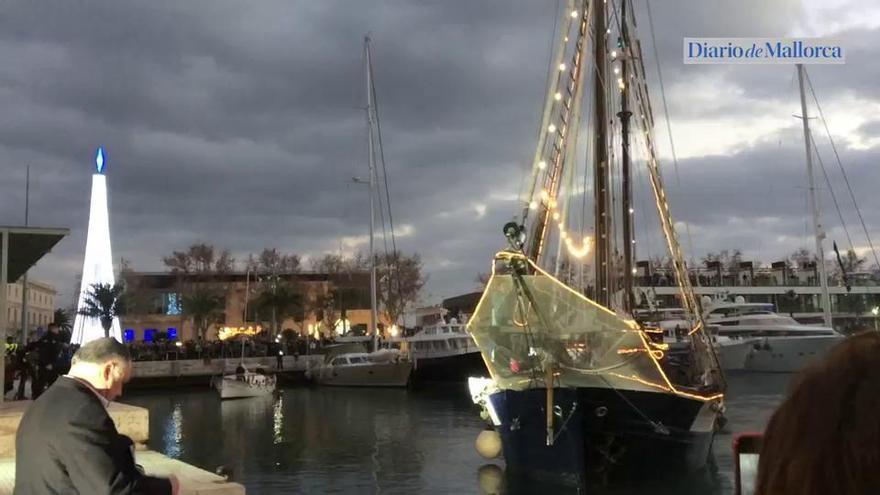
[[4, 323, 76, 400], [124, 333, 331, 362]]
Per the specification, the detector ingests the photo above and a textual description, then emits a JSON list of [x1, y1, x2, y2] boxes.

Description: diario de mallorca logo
[[684, 38, 845, 64]]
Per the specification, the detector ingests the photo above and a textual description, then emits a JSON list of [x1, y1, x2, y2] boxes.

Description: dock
[[0, 401, 245, 494]]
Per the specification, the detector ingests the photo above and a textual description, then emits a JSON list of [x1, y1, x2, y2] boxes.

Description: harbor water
[[125, 372, 791, 494]]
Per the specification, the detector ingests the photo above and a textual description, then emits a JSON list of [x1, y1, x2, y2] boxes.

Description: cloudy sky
[[1, 0, 879, 307]]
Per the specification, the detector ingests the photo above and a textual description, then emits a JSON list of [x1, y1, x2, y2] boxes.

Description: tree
[[248, 248, 303, 336], [52, 308, 72, 333], [788, 247, 815, 271], [833, 249, 866, 283], [254, 283, 305, 336], [181, 290, 225, 340], [377, 251, 427, 329], [163, 243, 235, 340], [77, 283, 125, 339], [701, 249, 743, 271]]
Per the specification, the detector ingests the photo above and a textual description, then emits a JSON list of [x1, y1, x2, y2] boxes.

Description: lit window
[[144, 329, 157, 342], [167, 328, 178, 340], [124, 329, 135, 343]]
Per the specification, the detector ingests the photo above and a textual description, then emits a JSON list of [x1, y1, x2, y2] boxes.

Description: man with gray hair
[[14, 338, 178, 494]]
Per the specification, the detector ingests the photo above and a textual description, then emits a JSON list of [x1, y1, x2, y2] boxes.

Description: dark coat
[[14, 376, 171, 494]]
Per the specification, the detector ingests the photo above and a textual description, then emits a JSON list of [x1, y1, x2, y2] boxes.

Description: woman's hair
[[756, 332, 880, 495]]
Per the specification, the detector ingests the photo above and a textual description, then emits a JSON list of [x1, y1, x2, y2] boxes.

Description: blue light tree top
[[95, 146, 106, 174]]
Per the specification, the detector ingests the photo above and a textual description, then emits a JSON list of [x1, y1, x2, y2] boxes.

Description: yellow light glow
[[218, 325, 262, 341], [389, 324, 400, 337], [554, 92, 562, 101], [529, 201, 538, 210], [552, 212, 560, 220], [548, 123, 557, 133], [570, 9, 578, 18], [558, 63, 566, 71], [334, 318, 350, 336], [538, 160, 547, 169], [540, 189, 549, 200], [611, 50, 617, 58], [564, 236, 592, 258]]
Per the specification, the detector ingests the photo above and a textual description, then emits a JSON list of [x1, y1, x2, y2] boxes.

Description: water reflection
[[122, 374, 791, 494]]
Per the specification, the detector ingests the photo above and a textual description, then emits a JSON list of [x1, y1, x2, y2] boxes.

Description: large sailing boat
[[466, 0, 725, 484]]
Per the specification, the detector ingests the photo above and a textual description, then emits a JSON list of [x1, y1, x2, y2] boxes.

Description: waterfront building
[[120, 270, 390, 342], [4, 279, 57, 337]]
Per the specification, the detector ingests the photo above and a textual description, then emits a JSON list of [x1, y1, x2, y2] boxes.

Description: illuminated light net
[[467, 252, 721, 401]]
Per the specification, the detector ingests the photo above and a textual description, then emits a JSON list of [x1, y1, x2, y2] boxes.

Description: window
[[167, 328, 178, 340], [331, 357, 348, 365], [124, 329, 135, 343], [144, 329, 157, 342]]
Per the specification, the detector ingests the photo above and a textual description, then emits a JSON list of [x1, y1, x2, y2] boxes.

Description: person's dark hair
[[756, 332, 880, 495], [71, 337, 131, 366]]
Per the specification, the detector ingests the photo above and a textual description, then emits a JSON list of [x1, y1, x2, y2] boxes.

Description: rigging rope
[[810, 129, 856, 254], [644, 0, 696, 260], [804, 70, 880, 270]]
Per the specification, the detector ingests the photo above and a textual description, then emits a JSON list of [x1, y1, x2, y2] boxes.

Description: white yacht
[[636, 308, 757, 371], [705, 301, 843, 373], [405, 318, 486, 382], [310, 344, 412, 387]]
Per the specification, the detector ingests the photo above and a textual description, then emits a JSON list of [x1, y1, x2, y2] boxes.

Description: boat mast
[[797, 64, 832, 328], [366, 36, 379, 351], [593, 0, 610, 306], [618, 0, 634, 313]]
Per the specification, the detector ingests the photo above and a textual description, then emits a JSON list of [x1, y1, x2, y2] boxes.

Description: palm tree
[[53, 309, 73, 333], [182, 290, 225, 340], [77, 283, 125, 338], [255, 284, 304, 336]]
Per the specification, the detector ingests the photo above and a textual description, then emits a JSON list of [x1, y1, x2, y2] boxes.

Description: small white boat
[[215, 366, 277, 400], [310, 344, 412, 387]]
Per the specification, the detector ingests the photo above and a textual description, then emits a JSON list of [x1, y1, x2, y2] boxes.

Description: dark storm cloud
[[0, 0, 878, 307]]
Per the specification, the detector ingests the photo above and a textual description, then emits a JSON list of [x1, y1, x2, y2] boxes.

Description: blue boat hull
[[489, 387, 716, 485]]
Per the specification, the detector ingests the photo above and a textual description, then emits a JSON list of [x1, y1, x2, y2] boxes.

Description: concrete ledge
[[0, 401, 149, 458], [0, 450, 245, 494]]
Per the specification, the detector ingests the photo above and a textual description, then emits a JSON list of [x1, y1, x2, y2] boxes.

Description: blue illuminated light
[[96, 147, 106, 174], [144, 328, 156, 342], [124, 329, 135, 343], [167, 328, 178, 340]]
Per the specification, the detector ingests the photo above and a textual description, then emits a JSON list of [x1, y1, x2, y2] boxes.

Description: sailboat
[[466, 0, 725, 484], [311, 36, 413, 388], [215, 270, 277, 399]]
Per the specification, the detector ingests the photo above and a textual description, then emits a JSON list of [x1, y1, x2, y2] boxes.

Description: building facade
[[5, 280, 57, 337], [121, 271, 387, 342]]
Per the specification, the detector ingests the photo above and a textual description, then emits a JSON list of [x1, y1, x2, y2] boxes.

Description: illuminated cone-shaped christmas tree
[[72, 147, 122, 344]]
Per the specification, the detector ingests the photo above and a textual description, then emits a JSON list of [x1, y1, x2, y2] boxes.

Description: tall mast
[[20, 164, 30, 344], [618, 0, 634, 312], [366, 36, 379, 350], [797, 64, 832, 328], [593, 0, 610, 306]]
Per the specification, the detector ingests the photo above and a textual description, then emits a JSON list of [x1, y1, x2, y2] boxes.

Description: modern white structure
[[72, 147, 122, 344]]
